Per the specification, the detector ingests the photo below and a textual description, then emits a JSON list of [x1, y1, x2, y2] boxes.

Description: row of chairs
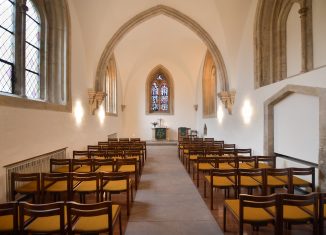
[[107, 137, 141, 142], [0, 200, 121, 235], [11, 171, 134, 215], [224, 192, 326, 235], [203, 167, 315, 210]]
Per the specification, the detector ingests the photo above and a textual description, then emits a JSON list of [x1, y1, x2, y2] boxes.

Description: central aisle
[[125, 145, 223, 235]]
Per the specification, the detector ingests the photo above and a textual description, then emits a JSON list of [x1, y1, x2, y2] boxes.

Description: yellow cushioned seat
[[218, 163, 234, 169], [74, 181, 97, 192], [189, 155, 199, 160], [225, 199, 274, 222], [53, 166, 70, 173], [205, 176, 234, 186], [257, 163, 272, 169], [73, 205, 119, 232], [183, 149, 189, 154], [238, 163, 254, 169], [16, 181, 51, 193], [75, 165, 92, 173], [268, 205, 312, 220], [267, 176, 287, 186], [118, 165, 135, 173], [239, 176, 260, 186], [45, 181, 68, 192], [0, 215, 14, 231], [303, 204, 323, 216], [291, 176, 311, 186], [103, 179, 132, 191], [194, 163, 214, 170], [25, 215, 61, 232], [95, 165, 113, 173]]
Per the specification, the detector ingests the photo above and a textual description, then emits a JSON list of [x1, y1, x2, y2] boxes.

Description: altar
[[152, 127, 169, 140]]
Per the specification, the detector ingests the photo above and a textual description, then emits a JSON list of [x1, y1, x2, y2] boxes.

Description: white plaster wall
[[0, 1, 122, 202], [274, 93, 319, 164], [286, 3, 301, 77]]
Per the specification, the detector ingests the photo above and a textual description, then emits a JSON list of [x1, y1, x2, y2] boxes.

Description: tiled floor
[[125, 145, 223, 235]]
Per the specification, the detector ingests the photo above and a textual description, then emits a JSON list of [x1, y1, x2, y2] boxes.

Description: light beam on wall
[[217, 105, 224, 124], [242, 99, 253, 124], [74, 100, 84, 126], [98, 104, 105, 125]]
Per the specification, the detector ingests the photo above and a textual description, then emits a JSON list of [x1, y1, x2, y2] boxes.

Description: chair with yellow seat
[[89, 150, 107, 160], [288, 167, 315, 194], [67, 201, 122, 235], [116, 158, 139, 190], [124, 149, 143, 175], [71, 158, 93, 173], [263, 168, 290, 195], [193, 157, 216, 187], [71, 172, 100, 203], [186, 144, 205, 173], [219, 148, 236, 157], [222, 143, 236, 151], [236, 148, 252, 157], [19, 201, 66, 234], [275, 192, 318, 234], [72, 150, 89, 159], [204, 169, 237, 210], [11, 172, 41, 203], [234, 156, 256, 169], [238, 168, 264, 196], [217, 156, 236, 170], [252, 155, 276, 169], [41, 172, 70, 202], [100, 172, 134, 216], [88, 145, 101, 152], [94, 158, 115, 173], [50, 158, 71, 173], [0, 202, 18, 234]]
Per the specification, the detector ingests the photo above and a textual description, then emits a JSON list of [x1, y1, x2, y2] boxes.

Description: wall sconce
[[74, 100, 84, 126], [194, 104, 198, 111], [217, 90, 236, 114], [88, 89, 106, 115], [97, 104, 105, 125], [121, 104, 126, 112], [217, 105, 224, 124], [241, 99, 253, 124]]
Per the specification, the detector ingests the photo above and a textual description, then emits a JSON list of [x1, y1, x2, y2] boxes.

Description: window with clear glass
[[0, 0, 15, 94], [105, 56, 117, 115]]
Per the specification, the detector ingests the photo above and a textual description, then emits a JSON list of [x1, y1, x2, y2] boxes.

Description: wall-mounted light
[[217, 105, 224, 124], [74, 100, 84, 126], [241, 99, 253, 124], [97, 104, 105, 125]]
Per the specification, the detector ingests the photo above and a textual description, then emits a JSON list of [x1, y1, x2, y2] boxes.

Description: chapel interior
[[1, 0, 326, 234]]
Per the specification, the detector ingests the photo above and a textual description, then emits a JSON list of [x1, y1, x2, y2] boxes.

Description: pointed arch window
[[146, 66, 174, 115]]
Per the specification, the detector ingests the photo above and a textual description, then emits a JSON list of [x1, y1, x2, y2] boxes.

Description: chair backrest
[[71, 158, 93, 172], [19, 201, 65, 234], [210, 168, 237, 184], [255, 155, 276, 168], [219, 148, 236, 156], [73, 150, 89, 159], [236, 156, 256, 168], [196, 156, 217, 168], [130, 138, 141, 142], [66, 201, 115, 234], [0, 201, 18, 233], [41, 172, 70, 195], [217, 156, 236, 168], [87, 145, 101, 152], [236, 148, 252, 156], [89, 150, 107, 159], [223, 143, 236, 150], [119, 138, 130, 142], [93, 159, 115, 172], [289, 167, 315, 193], [50, 158, 71, 173]]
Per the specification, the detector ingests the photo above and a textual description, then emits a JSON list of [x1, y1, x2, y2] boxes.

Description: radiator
[[4, 147, 67, 201]]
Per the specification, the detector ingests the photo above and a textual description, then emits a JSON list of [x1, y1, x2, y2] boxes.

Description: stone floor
[[125, 145, 223, 235]]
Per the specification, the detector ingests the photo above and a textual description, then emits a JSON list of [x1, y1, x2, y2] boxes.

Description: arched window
[[0, 0, 71, 111], [146, 65, 174, 115], [105, 55, 117, 115]]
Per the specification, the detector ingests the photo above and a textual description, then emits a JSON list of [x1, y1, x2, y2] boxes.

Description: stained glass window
[[150, 74, 169, 112], [0, 0, 15, 94], [25, 0, 41, 99]]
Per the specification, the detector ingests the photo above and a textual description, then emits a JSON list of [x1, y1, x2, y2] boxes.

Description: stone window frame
[[0, 0, 71, 112], [145, 65, 174, 115], [254, 0, 313, 88], [264, 84, 326, 190]]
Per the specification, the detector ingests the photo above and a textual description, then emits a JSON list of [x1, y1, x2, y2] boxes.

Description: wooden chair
[[237, 168, 264, 196], [263, 168, 290, 195], [219, 148, 236, 157], [223, 143, 236, 150], [224, 193, 279, 235], [187, 145, 205, 173], [217, 156, 236, 170], [11, 172, 42, 203], [41, 172, 70, 202], [67, 201, 122, 235], [73, 150, 89, 159], [0, 201, 18, 234], [288, 167, 315, 194], [275, 193, 318, 235], [101, 172, 134, 216], [89, 150, 107, 160], [94, 159, 115, 173], [116, 159, 139, 190], [130, 138, 141, 142], [318, 192, 326, 235], [119, 138, 130, 142], [204, 169, 237, 210], [254, 155, 276, 169], [88, 145, 101, 152], [50, 158, 71, 173], [193, 157, 216, 187], [19, 201, 66, 234], [234, 156, 256, 169], [71, 158, 93, 173], [71, 172, 100, 203], [124, 149, 143, 175]]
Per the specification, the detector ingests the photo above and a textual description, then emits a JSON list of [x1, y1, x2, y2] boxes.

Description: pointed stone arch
[[95, 4, 229, 93]]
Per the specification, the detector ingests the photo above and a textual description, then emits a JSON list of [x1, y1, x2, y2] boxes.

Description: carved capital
[[299, 7, 308, 17], [218, 90, 236, 114], [88, 89, 106, 114]]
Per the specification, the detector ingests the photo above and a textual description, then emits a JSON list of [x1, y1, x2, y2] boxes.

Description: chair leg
[[210, 186, 214, 210], [127, 189, 130, 216], [119, 211, 122, 235], [131, 184, 134, 202], [223, 206, 226, 231], [204, 180, 207, 198]]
